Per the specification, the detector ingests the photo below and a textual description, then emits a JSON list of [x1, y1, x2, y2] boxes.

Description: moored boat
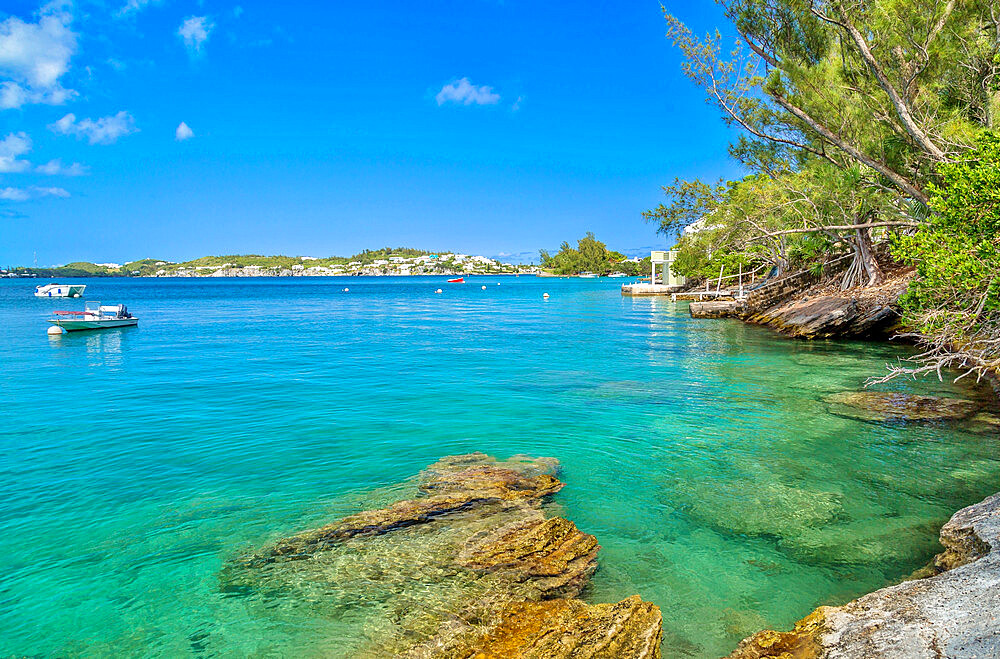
[[35, 283, 86, 298], [49, 302, 138, 332], [447, 277, 465, 283]]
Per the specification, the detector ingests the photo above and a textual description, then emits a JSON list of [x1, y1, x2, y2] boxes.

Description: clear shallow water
[[1, 276, 998, 657]]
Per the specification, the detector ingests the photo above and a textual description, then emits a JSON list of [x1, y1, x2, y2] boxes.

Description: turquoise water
[[2, 276, 998, 657]]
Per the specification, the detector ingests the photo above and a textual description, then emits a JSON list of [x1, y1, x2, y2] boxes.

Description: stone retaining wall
[[742, 256, 851, 315]]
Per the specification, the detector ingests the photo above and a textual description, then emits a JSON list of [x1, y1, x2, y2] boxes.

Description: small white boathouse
[[621, 250, 686, 295]]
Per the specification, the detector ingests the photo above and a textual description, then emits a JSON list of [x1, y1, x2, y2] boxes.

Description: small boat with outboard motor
[[35, 283, 86, 298], [48, 301, 137, 332]]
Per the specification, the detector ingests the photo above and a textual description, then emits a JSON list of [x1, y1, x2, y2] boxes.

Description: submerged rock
[[685, 480, 844, 539], [726, 492, 1000, 658], [421, 596, 663, 659], [966, 411, 1000, 434], [777, 515, 940, 567], [458, 515, 599, 597], [224, 453, 662, 657], [825, 391, 979, 423], [250, 457, 564, 564]]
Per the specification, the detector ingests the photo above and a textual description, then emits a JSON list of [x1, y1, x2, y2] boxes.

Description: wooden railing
[[704, 263, 771, 296]]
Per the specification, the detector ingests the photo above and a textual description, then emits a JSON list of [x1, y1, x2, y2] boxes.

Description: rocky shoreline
[[727, 493, 1000, 659], [688, 265, 1000, 658], [222, 452, 662, 657], [222, 448, 1000, 657], [742, 270, 914, 340]]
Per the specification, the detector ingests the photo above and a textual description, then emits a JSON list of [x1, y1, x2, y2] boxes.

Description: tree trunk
[[855, 227, 884, 287]]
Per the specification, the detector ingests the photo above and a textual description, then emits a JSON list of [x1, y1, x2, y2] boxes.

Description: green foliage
[[648, 168, 888, 283], [894, 132, 1000, 336], [539, 233, 636, 275], [642, 179, 728, 240]]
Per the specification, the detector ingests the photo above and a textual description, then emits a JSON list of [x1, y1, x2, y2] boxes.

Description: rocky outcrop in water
[[825, 391, 980, 423], [223, 452, 662, 657], [746, 295, 901, 339], [742, 270, 913, 340], [457, 515, 600, 597], [424, 595, 663, 658], [726, 492, 1000, 659], [251, 462, 565, 564]]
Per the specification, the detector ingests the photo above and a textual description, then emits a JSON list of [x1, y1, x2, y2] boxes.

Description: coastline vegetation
[[539, 232, 649, 276], [651, 0, 1000, 381]]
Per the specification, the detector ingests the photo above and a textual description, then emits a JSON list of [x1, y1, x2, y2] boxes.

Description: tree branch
[[832, 1, 948, 162], [770, 92, 930, 203], [746, 220, 921, 240]]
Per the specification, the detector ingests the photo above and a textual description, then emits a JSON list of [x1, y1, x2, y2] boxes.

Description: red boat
[[447, 278, 464, 283]]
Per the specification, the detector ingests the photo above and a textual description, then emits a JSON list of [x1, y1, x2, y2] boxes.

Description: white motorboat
[[49, 302, 138, 332], [35, 283, 86, 298]]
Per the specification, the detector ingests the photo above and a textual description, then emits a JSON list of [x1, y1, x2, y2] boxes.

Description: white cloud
[[0, 185, 69, 201], [32, 185, 70, 197], [0, 2, 77, 109], [435, 78, 501, 106], [49, 111, 138, 145], [116, 0, 159, 17], [175, 121, 194, 141], [36, 158, 87, 176], [511, 95, 524, 112], [0, 131, 32, 173], [178, 16, 214, 54]]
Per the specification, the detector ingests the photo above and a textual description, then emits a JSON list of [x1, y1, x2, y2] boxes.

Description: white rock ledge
[[727, 492, 1000, 658]]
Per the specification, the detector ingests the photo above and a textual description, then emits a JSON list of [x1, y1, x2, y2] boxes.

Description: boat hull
[[49, 318, 138, 332], [35, 285, 86, 298]]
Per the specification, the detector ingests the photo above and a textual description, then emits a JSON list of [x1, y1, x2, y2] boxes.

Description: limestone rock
[[777, 515, 940, 567], [419, 465, 563, 501], [458, 515, 599, 597], [747, 296, 899, 339], [726, 492, 1000, 659], [420, 452, 560, 481], [726, 609, 826, 659], [227, 453, 665, 657], [686, 480, 843, 539], [966, 411, 1000, 434], [430, 596, 663, 659], [934, 492, 998, 571], [251, 465, 564, 563], [825, 391, 979, 423]]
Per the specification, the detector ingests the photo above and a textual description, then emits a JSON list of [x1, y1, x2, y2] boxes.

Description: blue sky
[[0, 0, 742, 266]]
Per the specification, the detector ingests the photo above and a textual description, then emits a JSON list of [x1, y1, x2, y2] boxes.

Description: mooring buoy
[[47, 325, 63, 336]]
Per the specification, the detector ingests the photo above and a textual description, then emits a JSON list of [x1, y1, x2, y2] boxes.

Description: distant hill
[[9, 248, 536, 278]]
